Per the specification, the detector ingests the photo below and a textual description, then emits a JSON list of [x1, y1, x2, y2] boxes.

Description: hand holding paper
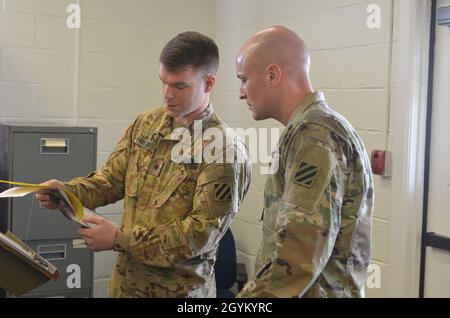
[[35, 179, 66, 209], [0, 179, 94, 228], [78, 215, 117, 252]]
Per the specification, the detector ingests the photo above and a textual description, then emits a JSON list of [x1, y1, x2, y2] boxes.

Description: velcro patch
[[214, 183, 232, 201], [134, 136, 155, 151], [294, 162, 319, 188], [148, 159, 164, 177]]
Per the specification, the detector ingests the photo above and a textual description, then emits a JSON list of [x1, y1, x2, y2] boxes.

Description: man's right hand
[[35, 179, 66, 209]]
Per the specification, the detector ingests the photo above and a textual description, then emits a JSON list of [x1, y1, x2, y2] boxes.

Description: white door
[[424, 0, 450, 298]]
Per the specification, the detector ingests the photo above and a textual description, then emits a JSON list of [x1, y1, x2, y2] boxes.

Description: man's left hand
[[78, 215, 117, 252]]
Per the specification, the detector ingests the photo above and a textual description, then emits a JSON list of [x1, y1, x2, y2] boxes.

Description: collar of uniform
[[188, 102, 214, 132], [286, 91, 325, 127], [159, 103, 215, 141], [155, 111, 173, 140]]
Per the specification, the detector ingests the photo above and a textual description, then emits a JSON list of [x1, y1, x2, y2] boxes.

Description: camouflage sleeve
[[238, 127, 344, 298], [116, 159, 251, 267], [63, 121, 135, 210]]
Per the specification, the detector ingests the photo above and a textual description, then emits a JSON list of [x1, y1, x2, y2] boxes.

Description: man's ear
[[265, 64, 281, 87], [204, 75, 216, 93]]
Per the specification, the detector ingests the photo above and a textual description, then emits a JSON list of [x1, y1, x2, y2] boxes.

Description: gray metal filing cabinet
[[0, 125, 97, 298]]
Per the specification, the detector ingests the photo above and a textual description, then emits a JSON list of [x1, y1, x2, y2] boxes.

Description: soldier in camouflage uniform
[[36, 32, 251, 298], [235, 26, 374, 297]]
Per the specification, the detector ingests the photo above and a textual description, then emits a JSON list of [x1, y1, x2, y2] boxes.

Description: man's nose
[[163, 85, 174, 99], [239, 89, 246, 100]]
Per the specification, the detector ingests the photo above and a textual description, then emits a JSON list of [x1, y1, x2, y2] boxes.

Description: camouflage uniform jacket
[[237, 91, 374, 298], [64, 104, 251, 297]]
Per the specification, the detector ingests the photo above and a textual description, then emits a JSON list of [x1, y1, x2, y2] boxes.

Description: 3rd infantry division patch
[[214, 183, 232, 201], [294, 162, 319, 188]]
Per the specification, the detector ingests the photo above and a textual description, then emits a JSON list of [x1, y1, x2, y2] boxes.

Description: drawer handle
[[40, 138, 69, 155], [38, 244, 66, 260]]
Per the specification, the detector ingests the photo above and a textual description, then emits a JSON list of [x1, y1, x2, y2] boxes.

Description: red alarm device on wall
[[371, 150, 392, 177]]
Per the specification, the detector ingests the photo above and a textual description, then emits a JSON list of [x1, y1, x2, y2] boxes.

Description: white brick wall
[[34, 85, 75, 118], [3, 49, 71, 83], [341, 45, 390, 88], [36, 16, 76, 50], [0, 83, 33, 115], [79, 53, 132, 88], [0, 13, 34, 47], [337, 89, 388, 131], [4, 0, 72, 16], [214, 0, 396, 297]]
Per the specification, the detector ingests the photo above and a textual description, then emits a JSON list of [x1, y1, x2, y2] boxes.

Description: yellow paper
[[0, 179, 84, 221]]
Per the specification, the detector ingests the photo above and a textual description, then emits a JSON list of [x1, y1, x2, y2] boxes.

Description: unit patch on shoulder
[[214, 183, 232, 201], [294, 162, 319, 188]]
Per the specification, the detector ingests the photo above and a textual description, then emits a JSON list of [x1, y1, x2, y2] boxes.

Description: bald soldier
[[235, 26, 374, 298], [36, 32, 251, 297]]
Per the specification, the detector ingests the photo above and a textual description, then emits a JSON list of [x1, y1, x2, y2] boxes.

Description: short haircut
[[160, 31, 219, 75]]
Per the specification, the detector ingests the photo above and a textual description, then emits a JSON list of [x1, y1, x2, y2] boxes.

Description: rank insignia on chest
[[294, 162, 319, 188], [149, 159, 164, 177], [214, 183, 232, 201]]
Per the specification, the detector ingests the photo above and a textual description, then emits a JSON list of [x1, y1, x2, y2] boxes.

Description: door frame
[[418, 0, 437, 298], [389, 0, 433, 298]]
